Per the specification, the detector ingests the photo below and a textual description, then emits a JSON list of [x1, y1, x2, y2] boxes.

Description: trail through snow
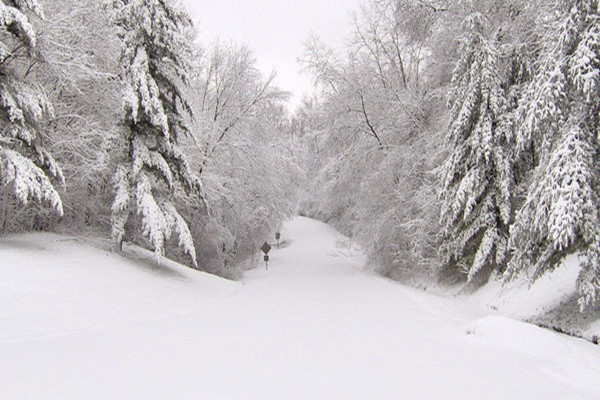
[[1, 217, 599, 399]]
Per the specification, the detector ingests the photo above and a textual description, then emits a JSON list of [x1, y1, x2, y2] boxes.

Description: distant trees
[[298, 0, 445, 281], [186, 42, 298, 276]]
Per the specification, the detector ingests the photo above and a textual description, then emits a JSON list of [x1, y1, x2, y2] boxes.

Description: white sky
[[181, 0, 361, 111]]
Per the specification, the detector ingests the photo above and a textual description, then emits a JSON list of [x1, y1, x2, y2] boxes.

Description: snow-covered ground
[[468, 252, 600, 342], [1, 217, 599, 399]]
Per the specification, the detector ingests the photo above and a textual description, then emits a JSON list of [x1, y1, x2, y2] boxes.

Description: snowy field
[[1, 217, 599, 399]]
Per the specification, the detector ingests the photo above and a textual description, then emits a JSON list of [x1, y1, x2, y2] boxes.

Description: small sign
[[260, 241, 271, 254], [275, 232, 281, 240], [264, 254, 269, 270]]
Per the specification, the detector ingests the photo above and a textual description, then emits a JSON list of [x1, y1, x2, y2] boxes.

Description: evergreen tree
[[110, 0, 204, 265], [439, 13, 515, 283], [508, 0, 600, 309], [0, 0, 63, 229]]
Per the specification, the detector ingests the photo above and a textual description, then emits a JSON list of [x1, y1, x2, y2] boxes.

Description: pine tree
[[508, 0, 600, 309], [110, 0, 204, 266], [0, 0, 64, 228], [439, 13, 515, 283]]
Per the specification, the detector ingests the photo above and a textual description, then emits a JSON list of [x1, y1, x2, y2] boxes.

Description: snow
[[1, 217, 600, 399], [469, 254, 581, 319], [468, 253, 600, 341]]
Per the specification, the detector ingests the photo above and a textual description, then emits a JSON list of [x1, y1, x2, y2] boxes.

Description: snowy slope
[[467, 253, 600, 342], [1, 218, 600, 399]]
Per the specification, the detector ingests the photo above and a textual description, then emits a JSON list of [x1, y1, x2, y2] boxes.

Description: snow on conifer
[[0, 0, 64, 222], [439, 13, 515, 283], [110, 0, 204, 266], [507, 0, 600, 309]]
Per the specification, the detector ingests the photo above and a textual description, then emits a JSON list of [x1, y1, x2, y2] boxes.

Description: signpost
[[261, 241, 271, 270], [275, 232, 281, 246], [261, 241, 271, 254]]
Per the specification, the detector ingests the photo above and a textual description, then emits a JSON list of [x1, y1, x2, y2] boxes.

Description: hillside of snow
[[1, 217, 600, 399], [467, 253, 600, 343]]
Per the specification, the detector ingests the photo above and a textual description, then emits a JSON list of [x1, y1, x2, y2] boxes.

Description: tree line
[[2, 0, 599, 309], [0, 0, 299, 278], [296, 0, 599, 309]]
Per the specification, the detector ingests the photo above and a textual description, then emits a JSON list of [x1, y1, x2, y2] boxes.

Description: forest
[[1, 0, 599, 311]]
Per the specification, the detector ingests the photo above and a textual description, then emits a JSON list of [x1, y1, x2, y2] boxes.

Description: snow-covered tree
[[439, 13, 515, 284], [109, 0, 204, 265], [507, 0, 600, 309], [0, 0, 64, 231]]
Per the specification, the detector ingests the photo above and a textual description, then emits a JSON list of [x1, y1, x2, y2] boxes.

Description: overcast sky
[[182, 0, 361, 110]]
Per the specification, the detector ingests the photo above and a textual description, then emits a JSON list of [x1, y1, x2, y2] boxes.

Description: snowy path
[[1, 217, 600, 399]]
